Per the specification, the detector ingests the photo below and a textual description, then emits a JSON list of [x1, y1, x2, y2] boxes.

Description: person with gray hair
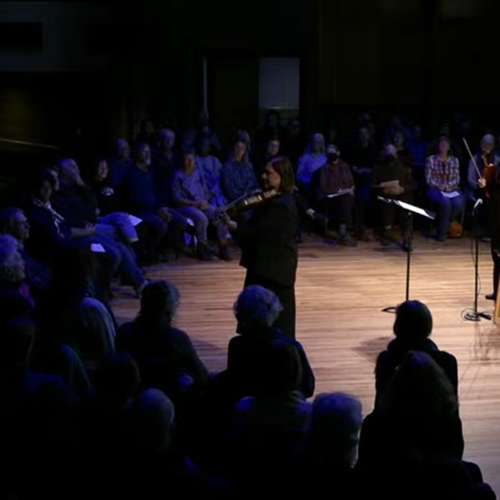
[[226, 285, 314, 399], [296, 133, 327, 189], [0, 234, 34, 315], [0, 208, 51, 298]]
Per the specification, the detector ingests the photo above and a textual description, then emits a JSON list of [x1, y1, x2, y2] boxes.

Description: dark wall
[[1, 0, 499, 166]]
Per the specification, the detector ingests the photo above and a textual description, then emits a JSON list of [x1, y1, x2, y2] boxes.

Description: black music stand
[[464, 200, 492, 321], [377, 197, 435, 313]]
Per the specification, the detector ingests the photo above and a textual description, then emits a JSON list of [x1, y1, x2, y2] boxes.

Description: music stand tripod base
[[464, 311, 492, 322], [377, 197, 436, 314]]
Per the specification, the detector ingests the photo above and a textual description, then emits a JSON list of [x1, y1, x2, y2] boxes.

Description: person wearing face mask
[[313, 145, 356, 246], [221, 157, 298, 338], [372, 144, 416, 249]]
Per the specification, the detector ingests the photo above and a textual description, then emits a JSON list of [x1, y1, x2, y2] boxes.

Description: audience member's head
[[437, 136, 451, 156], [138, 280, 180, 327], [326, 144, 340, 164], [0, 234, 25, 284], [390, 129, 406, 150], [310, 133, 325, 155], [0, 315, 36, 374], [358, 126, 371, 147], [0, 208, 30, 245], [266, 138, 280, 157], [138, 119, 155, 141], [115, 138, 131, 161], [393, 300, 433, 344], [379, 350, 457, 426], [197, 136, 211, 157], [90, 156, 109, 182], [264, 110, 281, 130], [30, 172, 53, 203], [234, 285, 283, 332], [158, 128, 176, 151], [233, 140, 248, 162], [131, 388, 176, 454], [310, 393, 363, 467], [58, 158, 83, 187], [43, 166, 60, 191], [181, 149, 196, 173], [132, 142, 152, 168], [94, 352, 140, 399], [383, 143, 398, 160]]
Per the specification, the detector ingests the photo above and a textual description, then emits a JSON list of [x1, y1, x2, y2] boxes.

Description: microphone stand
[[464, 199, 491, 321]]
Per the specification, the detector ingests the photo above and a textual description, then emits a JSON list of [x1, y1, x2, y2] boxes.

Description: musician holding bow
[[221, 157, 298, 338]]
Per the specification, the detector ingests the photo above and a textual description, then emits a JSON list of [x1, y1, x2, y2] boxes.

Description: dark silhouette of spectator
[[375, 300, 458, 406], [117, 280, 208, 403], [108, 138, 133, 189]]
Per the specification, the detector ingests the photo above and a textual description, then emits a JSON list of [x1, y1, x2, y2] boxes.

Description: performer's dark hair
[[267, 156, 295, 194]]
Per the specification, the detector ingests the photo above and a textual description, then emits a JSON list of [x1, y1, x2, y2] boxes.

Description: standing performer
[[221, 157, 298, 338]]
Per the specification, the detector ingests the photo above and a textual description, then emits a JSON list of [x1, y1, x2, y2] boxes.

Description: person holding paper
[[313, 144, 356, 246], [372, 144, 415, 249], [425, 137, 465, 242], [89, 156, 140, 245]]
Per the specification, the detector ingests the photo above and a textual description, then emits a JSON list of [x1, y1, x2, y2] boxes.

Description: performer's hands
[[478, 177, 487, 189]]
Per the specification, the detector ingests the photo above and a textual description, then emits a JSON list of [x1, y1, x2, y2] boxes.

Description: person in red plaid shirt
[[425, 137, 465, 241]]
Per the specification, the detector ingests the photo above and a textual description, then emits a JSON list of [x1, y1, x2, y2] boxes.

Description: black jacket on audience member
[[88, 179, 121, 216], [227, 326, 315, 398], [52, 185, 99, 227], [375, 337, 459, 403]]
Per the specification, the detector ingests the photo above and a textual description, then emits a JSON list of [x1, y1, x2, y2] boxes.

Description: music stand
[[464, 200, 492, 322], [377, 197, 435, 313]]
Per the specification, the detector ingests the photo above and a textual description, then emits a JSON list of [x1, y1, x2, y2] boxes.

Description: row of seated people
[[0, 233, 494, 499], [110, 121, 497, 250]]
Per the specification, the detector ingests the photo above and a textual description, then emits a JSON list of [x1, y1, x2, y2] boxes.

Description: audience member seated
[[226, 285, 314, 399], [108, 138, 133, 189], [182, 110, 222, 156], [375, 300, 458, 407], [286, 117, 304, 167], [172, 149, 232, 261], [47, 246, 116, 375], [313, 144, 356, 246], [296, 133, 327, 192], [221, 140, 258, 203], [255, 110, 289, 155], [88, 156, 140, 246], [154, 128, 178, 207], [135, 118, 157, 149], [117, 280, 208, 404], [54, 158, 147, 296], [0, 207, 51, 301], [356, 351, 494, 500], [255, 137, 281, 177], [196, 137, 226, 208], [122, 142, 192, 261], [390, 128, 413, 167], [425, 137, 465, 242], [372, 144, 416, 249], [296, 392, 363, 498], [0, 314, 78, 499], [227, 338, 312, 496], [346, 126, 379, 238], [0, 234, 34, 315]]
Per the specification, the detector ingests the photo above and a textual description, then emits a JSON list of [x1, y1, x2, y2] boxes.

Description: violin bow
[[462, 137, 482, 179]]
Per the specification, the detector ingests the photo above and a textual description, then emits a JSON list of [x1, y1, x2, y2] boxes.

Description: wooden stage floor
[[112, 234, 500, 492]]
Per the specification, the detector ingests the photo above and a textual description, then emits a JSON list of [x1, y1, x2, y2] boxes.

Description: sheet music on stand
[[377, 197, 435, 220]]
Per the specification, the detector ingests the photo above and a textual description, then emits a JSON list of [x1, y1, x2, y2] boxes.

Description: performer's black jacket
[[237, 193, 298, 287]]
